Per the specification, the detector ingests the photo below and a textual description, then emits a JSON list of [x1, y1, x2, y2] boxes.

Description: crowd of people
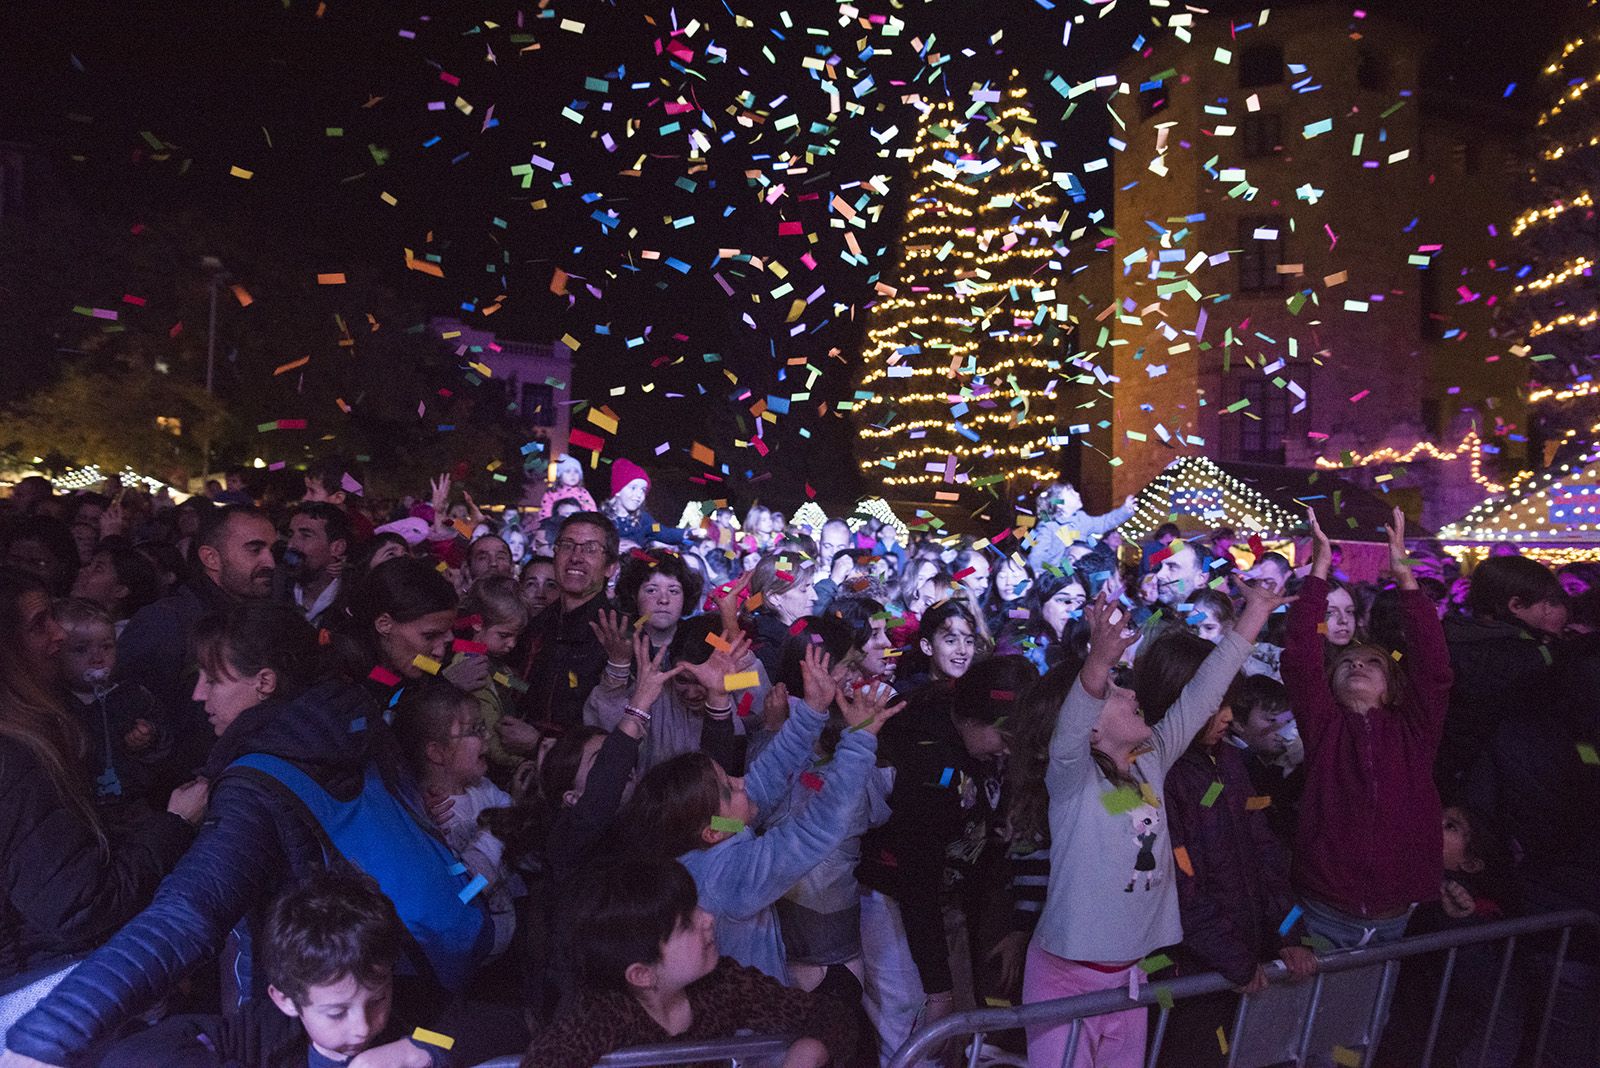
[[0, 457, 1595, 1068]]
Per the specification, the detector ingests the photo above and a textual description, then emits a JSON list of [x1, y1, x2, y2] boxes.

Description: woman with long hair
[[0, 568, 205, 1037]]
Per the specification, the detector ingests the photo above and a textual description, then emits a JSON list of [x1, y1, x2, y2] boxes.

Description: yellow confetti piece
[[412, 655, 442, 675], [568, 671, 578, 689], [229, 165, 254, 179], [1245, 795, 1273, 811], [1217, 1028, 1229, 1055], [587, 408, 619, 434], [722, 671, 759, 691], [316, 272, 347, 285], [1331, 1047, 1361, 1067], [411, 1028, 455, 1051], [1139, 781, 1160, 808]]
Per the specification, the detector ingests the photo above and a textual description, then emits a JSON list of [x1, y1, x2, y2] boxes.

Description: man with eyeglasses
[[513, 511, 620, 732]]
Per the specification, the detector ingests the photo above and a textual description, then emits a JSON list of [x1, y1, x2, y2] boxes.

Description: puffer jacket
[[3, 678, 444, 1066], [1438, 613, 1560, 797], [1, 739, 194, 982]]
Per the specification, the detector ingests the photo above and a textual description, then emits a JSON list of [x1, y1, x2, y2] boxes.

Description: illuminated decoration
[[1528, 380, 1600, 403], [1313, 430, 1511, 494], [1508, 26, 1600, 376], [852, 73, 1076, 494], [1440, 442, 1600, 555], [843, 497, 909, 546], [1119, 457, 1302, 543], [47, 465, 184, 497], [790, 501, 829, 534], [676, 501, 743, 531]]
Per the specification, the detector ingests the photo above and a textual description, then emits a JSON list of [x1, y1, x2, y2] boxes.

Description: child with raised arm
[[1023, 579, 1288, 1068], [1283, 508, 1453, 951]]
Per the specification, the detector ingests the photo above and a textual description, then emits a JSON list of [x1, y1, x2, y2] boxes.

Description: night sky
[[0, 0, 1585, 506]]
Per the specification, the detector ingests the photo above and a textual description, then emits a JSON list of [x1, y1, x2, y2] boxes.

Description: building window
[[1241, 112, 1282, 158], [1239, 44, 1284, 88], [1238, 216, 1286, 292], [1237, 378, 1288, 464], [520, 382, 556, 427]]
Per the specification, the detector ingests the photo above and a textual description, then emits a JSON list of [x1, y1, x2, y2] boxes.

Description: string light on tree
[[852, 73, 1086, 497]]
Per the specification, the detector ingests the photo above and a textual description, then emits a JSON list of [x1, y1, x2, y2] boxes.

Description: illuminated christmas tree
[[1508, 19, 1600, 382], [853, 74, 1076, 500]]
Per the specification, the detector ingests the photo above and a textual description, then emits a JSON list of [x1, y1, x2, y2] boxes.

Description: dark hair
[[557, 511, 620, 563], [3, 517, 80, 595], [620, 751, 724, 858], [1008, 660, 1081, 844], [0, 567, 101, 848], [392, 680, 476, 775], [776, 614, 857, 694], [1132, 627, 1217, 728], [1222, 673, 1289, 726], [1255, 551, 1291, 576], [666, 612, 725, 668], [951, 654, 1038, 727], [615, 549, 704, 622], [825, 595, 888, 651], [290, 501, 352, 551], [260, 870, 402, 1005], [1466, 555, 1565, 625], [540, 725, 607, 804], [197, 504, 271, 553], [1448, 803, 1509, 873], [329, 556, 458, 678], [1189, 588, 1237, 629], [567, 858, 699, 993], [194, 601, 322, 703], [918, 597, 978, 646], [96, 538, 161, 619], [1154, 523, 1181, 541]]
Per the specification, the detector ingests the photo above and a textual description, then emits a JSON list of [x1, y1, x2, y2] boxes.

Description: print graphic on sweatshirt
[[1125, 805, 1162, 893]]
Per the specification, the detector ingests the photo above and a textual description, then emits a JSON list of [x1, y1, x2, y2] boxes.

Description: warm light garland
[[1118, 457, 1302, 543], [852, 76, 1078, 493], [1528, 380, 1600, 403], [1313, 430, 1509, 494]]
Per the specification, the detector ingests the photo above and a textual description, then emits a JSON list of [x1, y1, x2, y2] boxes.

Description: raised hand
[[589, 608, 637, 667], [1230, 572, 1297, 645], [798, 642, 837, 711], [1084, 590, 1138, 666], [462, 488, 486, 529], [99, 495, 127, 539], [763, 682, 791, 731], [630, 631, 683, 711], [1385, 506, 1417, 590], [709, 570, 754, 632], [679, 628, 756, 699], [1305, 505, 1332, 580], [837, 678, 906, 735], [429, 473, 451, 517]]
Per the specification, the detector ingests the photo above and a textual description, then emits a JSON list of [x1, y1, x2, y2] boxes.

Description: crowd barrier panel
[[884, 909, 1599, 1068]]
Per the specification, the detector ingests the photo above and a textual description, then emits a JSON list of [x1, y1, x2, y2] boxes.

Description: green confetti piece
[[1577, 743, 1599, 766], [709, 816, 745, 834], [1154, 986, 1175, 1011], [1101, 786, 1144, 814], [1200, 781, 1224, 808], [1138, 953, 1172, 974]]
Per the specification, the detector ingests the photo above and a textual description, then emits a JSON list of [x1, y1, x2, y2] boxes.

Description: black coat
[[1, 679, 448, 1066], [1438, 614, 1560, 799], [516, 594, 615, 732], [0, 738, 193, 983]]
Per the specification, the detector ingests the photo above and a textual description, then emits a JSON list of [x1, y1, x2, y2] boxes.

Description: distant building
[[1090, 2, 1527, 528], [428, 317, 573, 504]]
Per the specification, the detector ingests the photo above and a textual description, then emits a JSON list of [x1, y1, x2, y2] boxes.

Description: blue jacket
[[4, 678, 436, 1066], [610, 509, 688, 548], [678, 699, 878, 984]]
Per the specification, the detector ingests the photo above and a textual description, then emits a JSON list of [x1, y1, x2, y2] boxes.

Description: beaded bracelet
[[623, 705, 652, 724]]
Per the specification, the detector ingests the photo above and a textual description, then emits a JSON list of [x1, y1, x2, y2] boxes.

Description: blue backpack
[[229, 753, 493, 993]]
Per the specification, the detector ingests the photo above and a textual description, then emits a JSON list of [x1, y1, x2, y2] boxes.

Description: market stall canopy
[[1439, 447, 1600, 567]]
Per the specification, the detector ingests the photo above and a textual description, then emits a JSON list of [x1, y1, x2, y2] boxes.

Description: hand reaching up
[[798, 642, 837, 711], [1230, 573, 1297, 645], [1081, 591, 1137, 699], [1305, 505, 1332, 580], [678, 628, 756, 700], [629, 631, 683, 712], [837, 679, 906, 736], [1385, 506, 1417, 590], [589, 608, 636, 667]]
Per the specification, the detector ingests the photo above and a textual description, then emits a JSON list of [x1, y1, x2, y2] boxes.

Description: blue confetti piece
[[448, 862, 468, 876], [938, 767, 954, 788], [1278, 904, 1303, 937], [348, 717, 366, 733], [458, 874, 489, 903]]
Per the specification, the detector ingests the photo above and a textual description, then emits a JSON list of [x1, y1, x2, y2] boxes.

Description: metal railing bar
[[885, 912, 1598, 1068], [1419, 945, 1458, 1068], [1223, 992, 1248, 1068], [1531, 925, 1572, 1067], [1475, 935, 1517, 1068], [1144, 1003, 1169, 1068], [1358, 959, 1399, 1068], [965, 1030, 985, 1068], [1294, 972, 1325, 1063]]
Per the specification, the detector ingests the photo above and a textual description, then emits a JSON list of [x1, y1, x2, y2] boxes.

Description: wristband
[[623, 705, 652, 724], [704, 700, 734, 721]]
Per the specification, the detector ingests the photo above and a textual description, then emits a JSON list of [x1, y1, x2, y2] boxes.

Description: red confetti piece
[[787, 618, 810, 635], [452, 639, 488, 655], [799, 772, 824, 792], [368, 665, 402, 687], [736, 692, 755, 718]]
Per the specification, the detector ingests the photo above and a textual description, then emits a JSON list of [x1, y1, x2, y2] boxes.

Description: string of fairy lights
[[853, 77, 1076, 492], [1119, 456, 1301, 543]]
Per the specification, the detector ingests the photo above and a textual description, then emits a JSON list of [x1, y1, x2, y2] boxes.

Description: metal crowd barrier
[[886, 909, 1599, 1068], [471, 1032, 794, 1068]]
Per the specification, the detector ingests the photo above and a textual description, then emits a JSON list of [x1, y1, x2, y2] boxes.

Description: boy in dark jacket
[[1159, 690, 1315, 1066], [102, 872, 457, 1068]]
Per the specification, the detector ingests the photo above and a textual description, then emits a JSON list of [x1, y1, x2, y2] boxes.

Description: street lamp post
[[201, 256, 230, 480]]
